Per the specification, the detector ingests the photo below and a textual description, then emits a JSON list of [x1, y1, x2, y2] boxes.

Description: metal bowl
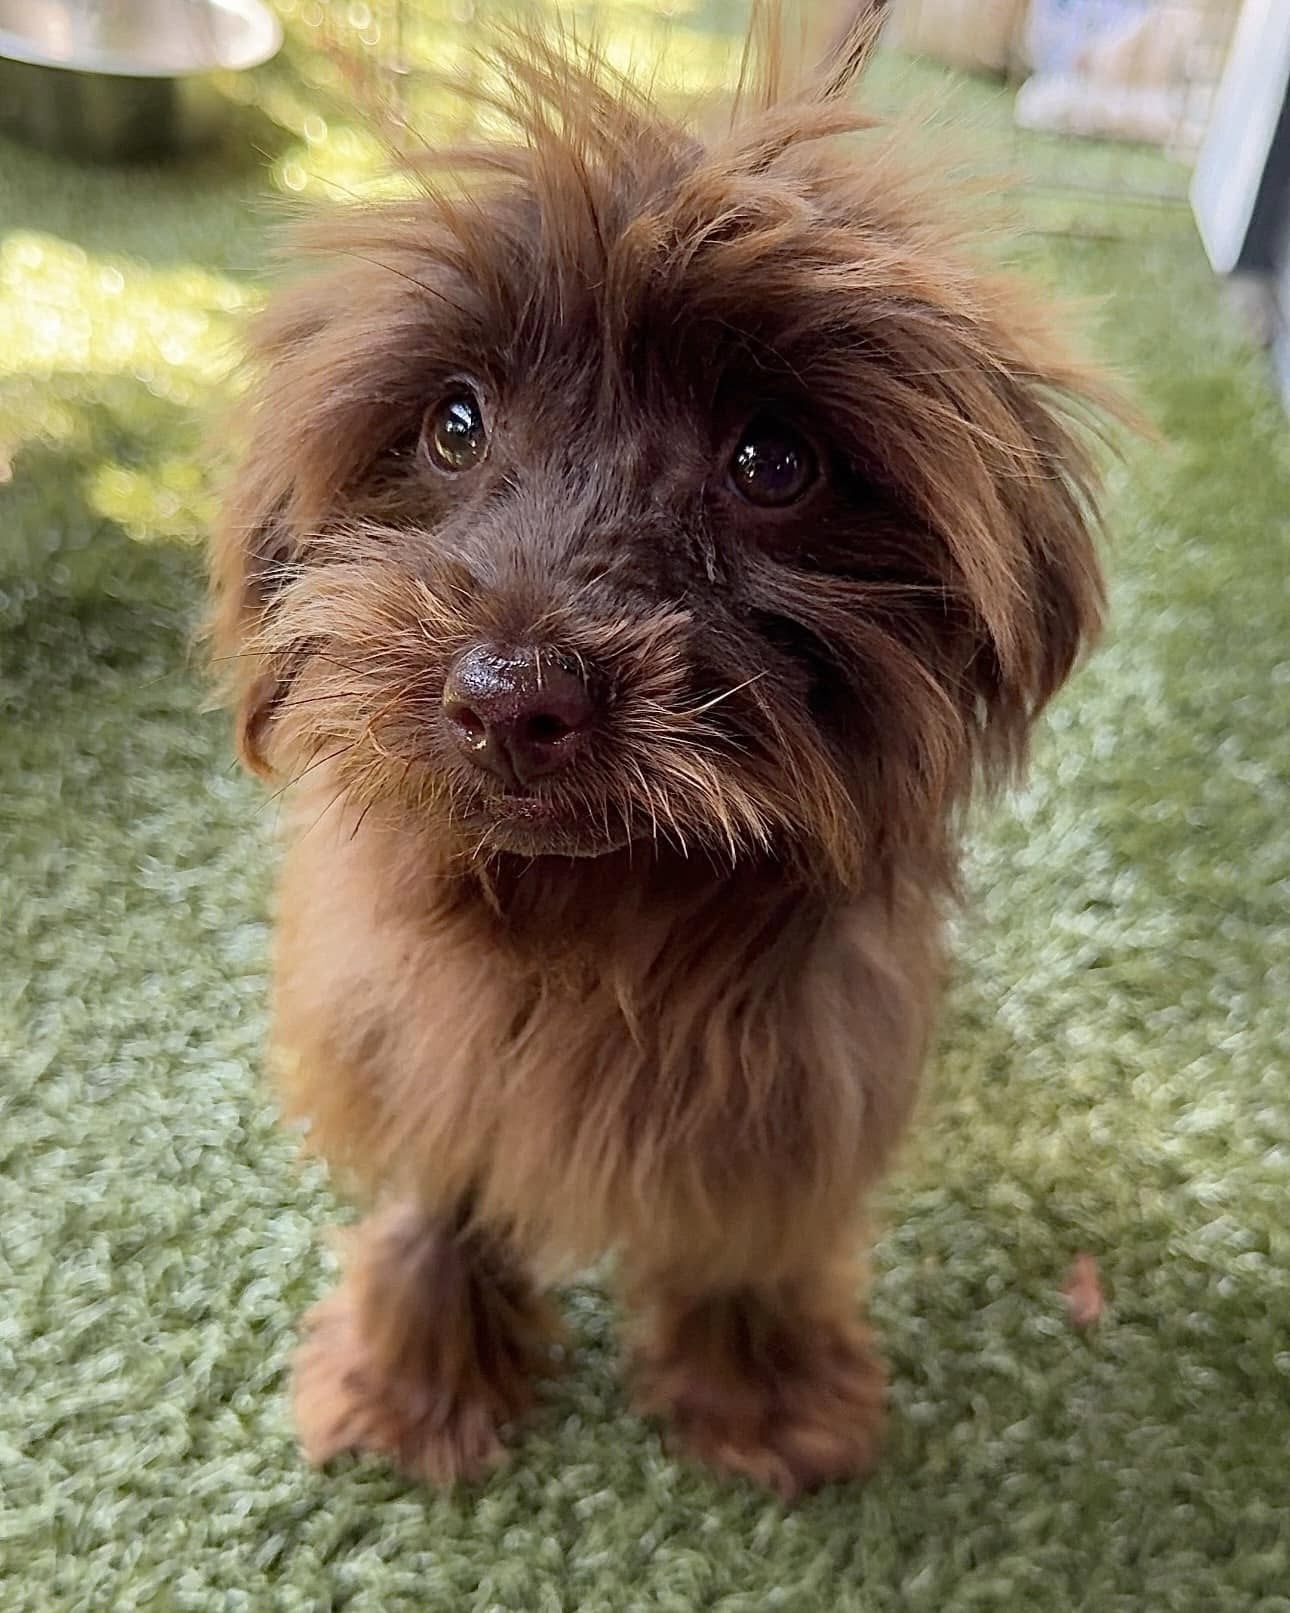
[[0, 0, 283, 161]]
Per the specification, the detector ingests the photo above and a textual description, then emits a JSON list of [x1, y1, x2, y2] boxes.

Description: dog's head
[[212, 26, 1108, 891]]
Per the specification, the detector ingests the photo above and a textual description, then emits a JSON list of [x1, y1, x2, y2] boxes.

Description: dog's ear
[[209, 495, 296, 779], [884, 317, 1113, 784], [953, 331, 1113, 751], [209, 254, 419, 777], [1008, 387, 1109, 713], [947, 350, 1109, 722], [208, 278, 321, 777], [210, 323, 311, 780]]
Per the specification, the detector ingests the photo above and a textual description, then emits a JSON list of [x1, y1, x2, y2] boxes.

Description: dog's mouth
[[460, 786, 632, 860]]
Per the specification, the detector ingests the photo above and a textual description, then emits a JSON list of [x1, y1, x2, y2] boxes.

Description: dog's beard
[[251, 536, 862, 878]]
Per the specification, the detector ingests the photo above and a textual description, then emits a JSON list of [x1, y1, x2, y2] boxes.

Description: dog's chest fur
[[271, 781, 935, 1282]]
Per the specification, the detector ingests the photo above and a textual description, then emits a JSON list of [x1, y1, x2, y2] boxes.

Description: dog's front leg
[[291, 1202, 561, 1484], [627, 1246, 885, 1499]]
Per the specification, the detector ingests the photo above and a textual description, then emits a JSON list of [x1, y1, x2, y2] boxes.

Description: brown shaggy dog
[[211, 18, 1109, 1498]]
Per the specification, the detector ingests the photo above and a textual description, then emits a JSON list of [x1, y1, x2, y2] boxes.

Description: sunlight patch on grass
[[0, 231, 252, 549], [0, 232, 249, 390]]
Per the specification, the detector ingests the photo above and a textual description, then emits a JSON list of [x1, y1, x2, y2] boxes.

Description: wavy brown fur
[[211, 15, 1110, 1496]]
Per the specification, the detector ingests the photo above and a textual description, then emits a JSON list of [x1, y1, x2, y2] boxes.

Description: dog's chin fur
[[460, 811, 618, 861], [455, 791, 633, 859], [480, 827, 626, 859], [210, 18, 1116, 1497]]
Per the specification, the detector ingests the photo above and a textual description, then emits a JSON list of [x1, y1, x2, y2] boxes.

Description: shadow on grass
[[0, 374, 208, 683], [0, 98, 290, 279]]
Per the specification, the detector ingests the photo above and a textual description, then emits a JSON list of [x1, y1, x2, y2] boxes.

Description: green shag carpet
[[2, 19, 1289, 1611]]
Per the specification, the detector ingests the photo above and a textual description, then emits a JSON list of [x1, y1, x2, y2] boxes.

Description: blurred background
[[2, 4, 1288, 1610]]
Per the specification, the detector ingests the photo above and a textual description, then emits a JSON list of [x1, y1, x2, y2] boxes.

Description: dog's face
[[214, 41, 1106, 889]]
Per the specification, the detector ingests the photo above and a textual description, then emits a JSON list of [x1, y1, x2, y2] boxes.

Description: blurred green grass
[[2, 8, 1288, 1611]]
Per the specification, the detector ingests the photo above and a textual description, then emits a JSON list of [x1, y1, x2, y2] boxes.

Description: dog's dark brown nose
[[442, 645, 593, 788]]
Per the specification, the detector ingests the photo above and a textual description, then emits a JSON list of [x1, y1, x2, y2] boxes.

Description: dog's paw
[[637, 1308, 886, 1500], [667, 1366, 885, 1499], [292, 1291, 510, 1486]]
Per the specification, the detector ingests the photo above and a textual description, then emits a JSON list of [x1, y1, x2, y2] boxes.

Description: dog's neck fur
[[378, 823, 865, 983], [468, 844, 819, 940], [433, 828, 943, 982]]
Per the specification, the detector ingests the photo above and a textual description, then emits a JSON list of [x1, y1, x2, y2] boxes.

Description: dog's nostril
[[521, 712, 573, 747], [444, 701, 488, 743]]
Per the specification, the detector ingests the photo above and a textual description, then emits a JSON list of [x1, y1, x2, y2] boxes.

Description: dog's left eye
[[728, 418, 817, 508], [421, 389, 488, 474]]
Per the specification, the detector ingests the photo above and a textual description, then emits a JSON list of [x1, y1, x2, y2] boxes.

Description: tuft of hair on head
[[731, 0, 887, 118]]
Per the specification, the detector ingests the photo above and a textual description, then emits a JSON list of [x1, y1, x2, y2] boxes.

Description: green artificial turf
[[2, 14, 1289, 1611]]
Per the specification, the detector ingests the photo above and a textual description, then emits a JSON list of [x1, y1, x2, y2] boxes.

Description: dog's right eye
[[420, 389, 488, 474]]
